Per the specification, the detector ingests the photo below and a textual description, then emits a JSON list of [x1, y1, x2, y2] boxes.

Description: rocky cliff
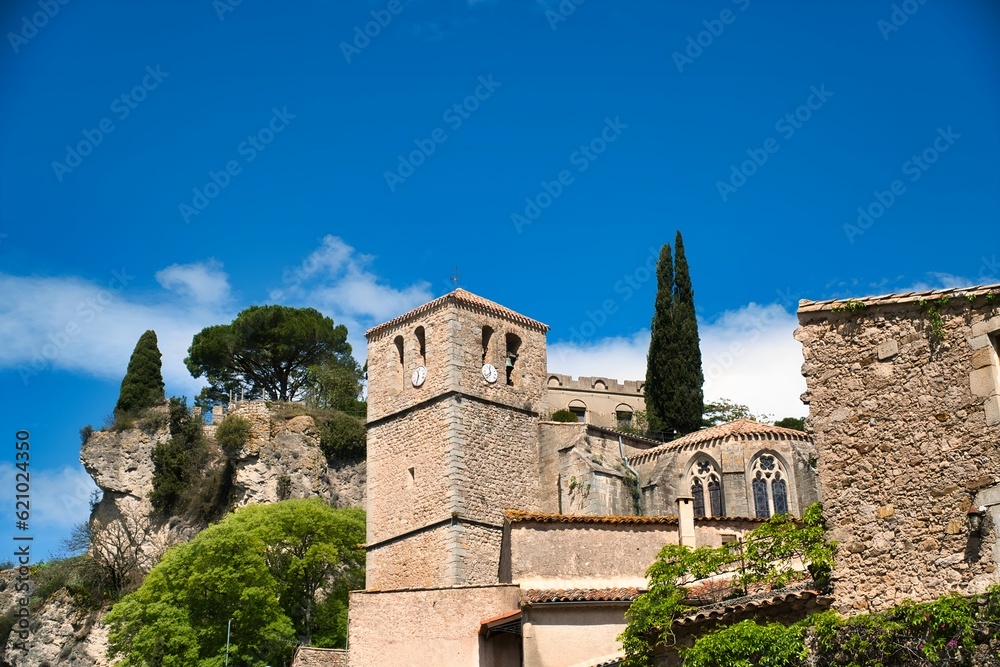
[[2, 401, 365, 667]]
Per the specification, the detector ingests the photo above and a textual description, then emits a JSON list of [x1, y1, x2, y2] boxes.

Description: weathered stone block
[[972, 347, 998, 370], [970, 366, 999, 398], [945, 519, 965, 535], [973, 317, 1000, 336], [877, 504, 895, 519], [986, 395, 1000, 427], [969, 334, 994, 350], [877, 339, 899, 360]]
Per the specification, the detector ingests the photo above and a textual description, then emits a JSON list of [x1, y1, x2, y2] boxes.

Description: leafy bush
[[150, 397, 231, 521], [320, 411, 366, 461], [551, 409, 578, 422], [106, 501, 365, 666], [135, 406, 169, 434], [276, 474, 292, 500], [620, 503, 835, 666], [683, 620, 807, 667], [216, 414, 253, 456], [79, 425, 94, 445]]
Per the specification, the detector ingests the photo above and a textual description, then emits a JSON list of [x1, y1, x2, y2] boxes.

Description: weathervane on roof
[[449, 267, 460, 290]]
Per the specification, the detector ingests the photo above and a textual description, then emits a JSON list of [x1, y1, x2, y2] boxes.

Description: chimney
[[676, 495, 696, 548]]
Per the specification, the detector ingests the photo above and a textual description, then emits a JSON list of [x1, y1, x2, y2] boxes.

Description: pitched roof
[[505, 510, 767, 525], [629, 419, 811, 464], [365, 288, 549, 338], [521, 587, 643, 605], [673, 588, 831, 629], [505, 510, 678, 525], [291, 646, 347, 667], [797, 282, 1000, 314]]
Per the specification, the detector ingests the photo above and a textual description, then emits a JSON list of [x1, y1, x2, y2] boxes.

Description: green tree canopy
[[115, 330, 166, 417], [645, 232, 704, 438], [773, 416, 806, 431], [702, 398, 772, 427], [106, 499, 365, 667], [185, 305, 361, 405]]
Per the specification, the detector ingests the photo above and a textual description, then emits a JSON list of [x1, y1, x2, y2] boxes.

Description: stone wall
[[631, 434, 819, 520], [347, 585, 522, 667], [365, 293, 547, 423], [366, 522, 453, 590], [508, 518, 761, 589], [796, 293, 1000, 612], [542, 373, 646, 428], [521, 605, 629, 667]]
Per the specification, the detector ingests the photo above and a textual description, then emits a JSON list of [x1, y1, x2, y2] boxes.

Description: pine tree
[[644, 232, 704, 438], [115, 330, 166, 417]]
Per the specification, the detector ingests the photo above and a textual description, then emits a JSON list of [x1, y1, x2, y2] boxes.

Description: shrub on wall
[[216, 414, 253, 456], [551, 409, 578, 422]]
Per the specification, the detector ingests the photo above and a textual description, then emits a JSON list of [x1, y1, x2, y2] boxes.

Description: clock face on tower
[[482, 363, 498, 384], [411, 365, 427, 387]]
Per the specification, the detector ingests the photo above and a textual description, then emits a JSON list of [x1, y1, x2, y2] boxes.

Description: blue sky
[[1, 0, 998, 559]]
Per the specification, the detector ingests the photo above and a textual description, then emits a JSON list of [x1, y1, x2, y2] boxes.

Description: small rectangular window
[[407, 467, 415, 488], [569, 406, 586, 422], [720, 534, 738, 545]]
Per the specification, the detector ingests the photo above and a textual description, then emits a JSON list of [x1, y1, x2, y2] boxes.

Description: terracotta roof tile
[[291, 647, 347, 667], [505, 510, 678, 525], [673, 587, 831, 628], [629, 419, 811, 464], [521, 587, 643, 605], [505, 510, 767, 525], [366, 288, 549, 339], [797, 282, 1000, 314]]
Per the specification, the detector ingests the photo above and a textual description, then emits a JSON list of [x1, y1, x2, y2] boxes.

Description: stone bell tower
[[364, 289, 548, 589]]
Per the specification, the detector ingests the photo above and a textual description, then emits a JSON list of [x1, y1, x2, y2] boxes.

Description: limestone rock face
[[2, 590, 108, 667], [3, 401, 366, 667]]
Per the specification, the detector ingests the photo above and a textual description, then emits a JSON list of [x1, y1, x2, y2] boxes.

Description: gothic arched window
[[689, 457, 723, 518], [750, 454, 790, 519]]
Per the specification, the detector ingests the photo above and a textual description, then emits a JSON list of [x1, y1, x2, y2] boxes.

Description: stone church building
[[347, 289, 823, 666]]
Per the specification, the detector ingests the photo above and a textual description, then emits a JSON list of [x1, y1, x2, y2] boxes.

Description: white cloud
[[0, 270, 225, 395], [548, 302, 807, 421], [0, 463, 98, 556], [155, 260, 231, 306], [270, 235, 433, 358]]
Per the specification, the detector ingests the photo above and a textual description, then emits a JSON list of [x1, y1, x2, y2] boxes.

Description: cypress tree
[[668, 232, 704, 433], [644, 232, 704, 438], [645, 244, 674, 437], [115, 330, 166, 417]]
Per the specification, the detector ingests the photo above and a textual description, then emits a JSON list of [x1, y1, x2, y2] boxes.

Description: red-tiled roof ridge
[[673, 586, 831, 628], [629, 419, 811, 464], [366, 288, 549, 338], [504, 510, 766, 525], [505, 510, 678, 525], [797, 282, 1000, 314], [521, 587, 643, 605]]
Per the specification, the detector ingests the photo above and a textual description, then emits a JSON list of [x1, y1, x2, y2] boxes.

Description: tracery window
[[750, 454, 789, 519], [689, 457, 723, 518]]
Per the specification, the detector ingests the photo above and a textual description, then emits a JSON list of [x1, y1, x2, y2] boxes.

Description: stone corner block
[[972, 347, 998, 370], [986, 395, 1000, 427], [972, 318, 1000, 337], [970, 366, 999, 398], [969, 335, 993, 350]]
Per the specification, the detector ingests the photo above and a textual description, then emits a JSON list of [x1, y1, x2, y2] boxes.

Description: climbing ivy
[[917, 297, 949, 345], [619, 503, 834, 667]]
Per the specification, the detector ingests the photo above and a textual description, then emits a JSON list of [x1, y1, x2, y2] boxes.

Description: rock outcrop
[[2, 401, 365, 667]]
